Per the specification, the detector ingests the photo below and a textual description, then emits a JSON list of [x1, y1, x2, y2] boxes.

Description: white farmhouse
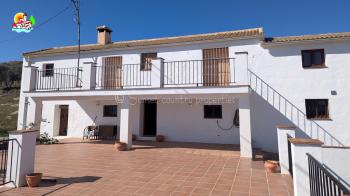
[[18, 26, 350, 160]]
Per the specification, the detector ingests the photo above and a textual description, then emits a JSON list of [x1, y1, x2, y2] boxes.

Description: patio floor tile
[[0, 139, 293, 196]]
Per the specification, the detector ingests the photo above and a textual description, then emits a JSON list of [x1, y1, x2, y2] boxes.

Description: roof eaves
[[23, 27, 264, 57]]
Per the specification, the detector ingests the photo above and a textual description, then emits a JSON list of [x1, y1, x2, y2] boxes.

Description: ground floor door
[[59, 105, 69, 136], [143, 100, 157, 136]]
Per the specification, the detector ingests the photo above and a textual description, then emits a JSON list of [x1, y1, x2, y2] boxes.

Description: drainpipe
[[22, 97, 29, 130]]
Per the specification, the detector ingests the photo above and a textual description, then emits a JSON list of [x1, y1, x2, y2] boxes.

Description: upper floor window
[[305, 99, 329, 119], [43, 64, 54, 77], [103, 105, 117, 117], [301, 49, 325, 68], [141, 53, 157, 71], [204, 105, 222, 119]]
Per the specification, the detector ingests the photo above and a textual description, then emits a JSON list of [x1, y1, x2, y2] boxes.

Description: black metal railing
[[164, 58, 235, 86], [0, 138, 15, 185], [34, 67, 83, 91], [307, 153, 350, 196], [248, 69, 343, 146], [95, 64, 151, 89], [287, 135, 293, 177]]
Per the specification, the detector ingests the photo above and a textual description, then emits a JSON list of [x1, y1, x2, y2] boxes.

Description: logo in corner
[[12, 12, 36, 33]]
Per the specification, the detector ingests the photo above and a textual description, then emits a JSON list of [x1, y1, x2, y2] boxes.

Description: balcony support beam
[[239, 94, 253, 158], [119, 97, 132, 149]]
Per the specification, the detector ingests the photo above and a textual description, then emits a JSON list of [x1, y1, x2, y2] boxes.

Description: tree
[[0, 61, 22, 89], [0, 66, 9, 87]]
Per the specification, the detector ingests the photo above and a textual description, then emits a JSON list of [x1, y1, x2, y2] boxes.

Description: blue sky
[[0, 0, 349, 62]]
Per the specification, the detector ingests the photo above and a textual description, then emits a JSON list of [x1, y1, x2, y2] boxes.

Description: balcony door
[[203, 47, 230, 86], [103, 56, 123, 89]]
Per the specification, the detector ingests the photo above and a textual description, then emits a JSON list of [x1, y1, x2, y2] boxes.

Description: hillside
[[0, 61, 22, 136], [0, 89, 20, 136]]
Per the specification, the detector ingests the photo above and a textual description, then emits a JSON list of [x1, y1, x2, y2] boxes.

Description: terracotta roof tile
[[264, 32, 350, 44], [23, 28, 263, 57]]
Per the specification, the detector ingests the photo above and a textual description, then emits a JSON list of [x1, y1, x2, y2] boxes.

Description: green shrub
[[38, 133, 59, 144]]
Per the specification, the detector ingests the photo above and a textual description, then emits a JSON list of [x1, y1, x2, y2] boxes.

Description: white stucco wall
[[157, 102, 239, 144], [40, 100, 120, 137], [39, 98, 241, 145], [250, 40, 350, 146]]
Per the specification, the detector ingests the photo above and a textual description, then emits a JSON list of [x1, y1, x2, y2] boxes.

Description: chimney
[[96, 25, 112, 45]]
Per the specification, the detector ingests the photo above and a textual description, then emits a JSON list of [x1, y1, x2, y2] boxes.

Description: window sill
[[303, 65, 328, 69], [307, 118, 332, 121]]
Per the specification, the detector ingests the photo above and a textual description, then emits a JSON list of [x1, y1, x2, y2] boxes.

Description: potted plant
[[26, 173, 42, 187], [264, 160, 279, 173], [26, 122, 36, 130], [115, 141, 127, 151], [156, 135, 165, 142]]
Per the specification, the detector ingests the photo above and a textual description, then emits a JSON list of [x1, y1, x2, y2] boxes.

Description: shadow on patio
[[0, 175, 101, 195]]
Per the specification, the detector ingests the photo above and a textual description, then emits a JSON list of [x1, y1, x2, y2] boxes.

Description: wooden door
[[103, 56, 123, 88], [203, 47, 230, 86], [59, 105, 69, 136]]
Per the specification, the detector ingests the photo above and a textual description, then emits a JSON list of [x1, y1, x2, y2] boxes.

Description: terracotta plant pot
[[115, 142, 127, 151], [156, 135, 165, 142], [26, 173, 42, 187], [264, 160, 279, 173]]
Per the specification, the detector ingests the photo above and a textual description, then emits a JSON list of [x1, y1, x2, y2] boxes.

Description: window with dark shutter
[[43, 64, 54, 77], [103, 105, 118, 117], [141, 53, 157, 71], [305, 99, 329, 119], [301, 49, 325, 68], [204, 105, 222, 119]]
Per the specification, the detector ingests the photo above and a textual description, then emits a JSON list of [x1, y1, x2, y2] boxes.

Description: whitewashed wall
[[40, 100, 120, 137], [250, 40, 350, 146], [157, 102, 239, 144], [39, 98, 240, 145]]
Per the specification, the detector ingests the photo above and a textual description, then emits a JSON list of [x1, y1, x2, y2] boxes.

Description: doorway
[[143, 100, 157, 136], [59, 105, 69, 136], [203, 47, 230, 86], [103, 56, 123, 89]]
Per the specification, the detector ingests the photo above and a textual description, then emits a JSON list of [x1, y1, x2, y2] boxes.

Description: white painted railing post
[[81, 63, 96, 90], [6, 130, 38, 187], [235, 52, 249, 85], [151, 58, 164, 88], [21, 66, 37, 92], [276, 125, 296, 174]]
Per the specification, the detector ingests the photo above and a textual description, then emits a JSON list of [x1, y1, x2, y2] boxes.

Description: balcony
[[33, 67, 83, 91], [26, 58, 247, 92]]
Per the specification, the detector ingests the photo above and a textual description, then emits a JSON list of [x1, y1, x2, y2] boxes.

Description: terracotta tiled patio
[[0, 139, 293, 196]]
